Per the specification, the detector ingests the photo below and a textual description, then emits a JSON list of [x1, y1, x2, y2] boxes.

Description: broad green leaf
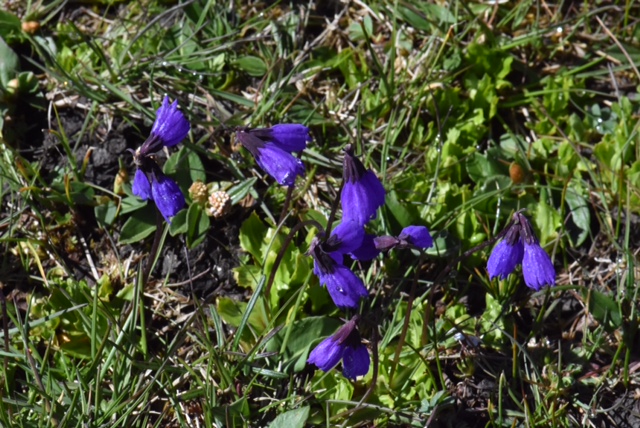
[[268, 406, 310, 428], [228, 177, 257, 205], [0, 36, 19, 87], [119, 205, 157, 244], [233, 264, 262, 289], [586, 290, 622, 331], [186, 203, 209, 248], [0, 11, 21, 40], [239, 211, 268, 263], [565, 189, 590, 246], [234, 55, 267, 77]]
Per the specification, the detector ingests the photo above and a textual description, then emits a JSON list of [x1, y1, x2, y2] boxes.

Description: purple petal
[[256, 142, 305, 186], [487, 239, 524, 280], [341, 170, 385, 226], [349, 234, 380, 261], [373, 235, 400, 251], [342, 344, 370, 380], [327, 220, 364, 254], [151, 173, 185, 222], [151, 96, 190, 147], [522, 243, 556, 290], [399, 225, 433, 249], [312, 252, 343, 277], [308, 336, 344, 372], [268, 124, 310, 152], [320, 264, 368, 309], [132, 169, 152, 200]]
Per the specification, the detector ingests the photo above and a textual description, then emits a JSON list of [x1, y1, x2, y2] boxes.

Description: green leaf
[[228, 177, 257, 205], [164, 147, 206, 188], [268, 406, 310, 428], [0, 11, 21, 40], [586, 290, 622, 331], [95, 200, 118, 226], [119, 205, 157, 244], [234, 55, 267, 77], [565, 189, 590, 246], [239, 211, 268, 263], [169, 209, 188, 235], [186, 203, 210, 248], [233, 265, 262, 289], [0, 36, 19, 87], [385, 190, 419, 229]]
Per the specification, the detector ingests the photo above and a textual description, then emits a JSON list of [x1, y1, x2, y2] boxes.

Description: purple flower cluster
[[235, 124, 310, 187], [132, 96, 190, 222], [307, 146, 434, 380], [487, 211, 556, 290]]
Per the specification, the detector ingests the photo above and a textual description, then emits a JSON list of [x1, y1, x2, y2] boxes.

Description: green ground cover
[[1, 0, 640, 426]]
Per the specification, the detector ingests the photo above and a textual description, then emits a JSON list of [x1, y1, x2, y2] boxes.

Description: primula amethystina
[[309, 220, 368, 309], [307, 316, 370, 380], [341, 145, 385, 226], [132, 96, 190, 222], [235, 124, 310, 186], [487, 211, 555, 290]]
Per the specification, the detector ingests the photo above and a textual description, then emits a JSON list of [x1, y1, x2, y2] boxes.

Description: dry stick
[[596, 16, 640, 82]]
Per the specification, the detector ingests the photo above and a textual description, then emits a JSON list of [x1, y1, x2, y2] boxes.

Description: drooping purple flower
[[308, 316, 370, 380], [309, 227, 368, 309], [522, 243, 556, 290], [151, 171, 186, 222], [236, 124, 310, 187], [487, 211, 555, 290], [398, 226, 433, 249], [131, 96, 189, 222], [341, 145, 385, 226], [251, 124, 311, 152], [487, 239, 524, 280]]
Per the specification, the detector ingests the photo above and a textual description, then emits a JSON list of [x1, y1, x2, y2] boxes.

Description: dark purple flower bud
[[373, 235, 400, 252], [236, 130, 305, 187], [137, 96, 190, 157], [349, 234, 380, 261], [341, 146, 385, 226], [308, 317, 370, 380], [397, 225, 433, 249]]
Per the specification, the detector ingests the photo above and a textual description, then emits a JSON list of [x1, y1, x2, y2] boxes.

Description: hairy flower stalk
[[487, 211, 555, 290], [309, 220, 369, 309], [307, 316, 370, 380], [132, 96, 190, 222], [341, 145, 385, 226], [235, 124, 310, 186]]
